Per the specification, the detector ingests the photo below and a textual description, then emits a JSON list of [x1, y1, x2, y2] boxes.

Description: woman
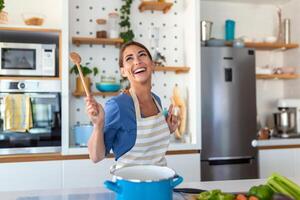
[[85, 41, 179, 169]]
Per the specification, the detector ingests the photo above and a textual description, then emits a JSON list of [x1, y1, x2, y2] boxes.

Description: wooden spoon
[[69, 52, 90, 97], [69, 52, 99, 116]]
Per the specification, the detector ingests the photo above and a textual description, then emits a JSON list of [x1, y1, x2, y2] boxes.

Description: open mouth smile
[[133, 67, 147, 75]]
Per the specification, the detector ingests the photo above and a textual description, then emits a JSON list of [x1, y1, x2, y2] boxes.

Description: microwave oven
[[0, 42, 56, 77]]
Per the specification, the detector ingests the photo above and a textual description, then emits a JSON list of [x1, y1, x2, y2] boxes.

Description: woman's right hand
[[85, 96, 104, 127]]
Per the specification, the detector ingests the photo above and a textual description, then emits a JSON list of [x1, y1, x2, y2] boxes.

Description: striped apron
[[114, 89, 170, 169]]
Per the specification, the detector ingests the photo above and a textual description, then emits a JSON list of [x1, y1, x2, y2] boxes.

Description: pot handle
[[104, 180, 122, 194], [171, 174, 183, 188]]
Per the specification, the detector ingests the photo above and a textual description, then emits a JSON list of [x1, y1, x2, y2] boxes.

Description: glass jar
[[107, 12, 120, 39]]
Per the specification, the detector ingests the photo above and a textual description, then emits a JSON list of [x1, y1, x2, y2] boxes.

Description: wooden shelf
[[72, 37, 124, 47], [0, 76, 61, 80], [154, 66, 190, 74], [200, 0, 291, 5], [245, 42, 298, 50], [0, 25, 61, 33], [138, 1, 173, 13], [256, 74, 300, 79], [72, 91, 120, 97], [225, 42, 299, 50]]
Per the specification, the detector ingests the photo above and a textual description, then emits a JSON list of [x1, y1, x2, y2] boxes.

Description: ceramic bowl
[[206, 39, 226, 47], [96, 82, 121, 92]]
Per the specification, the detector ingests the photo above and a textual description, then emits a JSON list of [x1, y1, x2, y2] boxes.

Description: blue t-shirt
[[104, 92, 162, 160]]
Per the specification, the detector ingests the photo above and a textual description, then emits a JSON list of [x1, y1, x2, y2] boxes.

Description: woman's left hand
[[166, 104, 180, 133]]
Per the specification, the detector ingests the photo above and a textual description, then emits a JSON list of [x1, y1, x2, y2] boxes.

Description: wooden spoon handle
[[75, 62, 90, 97]]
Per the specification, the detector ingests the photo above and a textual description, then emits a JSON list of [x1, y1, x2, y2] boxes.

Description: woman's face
[[120, 45, 154, 85]]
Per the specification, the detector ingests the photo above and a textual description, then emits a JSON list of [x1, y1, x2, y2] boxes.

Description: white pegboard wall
[[69, 0, 191, 130]]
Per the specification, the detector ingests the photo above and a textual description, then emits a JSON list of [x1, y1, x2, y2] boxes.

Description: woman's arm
[[85, 96, 106, 163]]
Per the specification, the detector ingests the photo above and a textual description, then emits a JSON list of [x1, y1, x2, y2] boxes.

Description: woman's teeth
[[133, 67, 146, 74]]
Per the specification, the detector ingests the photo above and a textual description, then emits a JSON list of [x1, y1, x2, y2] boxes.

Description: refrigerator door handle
[[206, 156, 255, 166]]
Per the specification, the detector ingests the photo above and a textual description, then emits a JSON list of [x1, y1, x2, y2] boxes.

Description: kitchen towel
[[3, 94, 33, 132]]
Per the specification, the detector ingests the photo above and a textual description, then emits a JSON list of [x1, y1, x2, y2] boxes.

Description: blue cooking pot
[[104, 165, 183, 200]]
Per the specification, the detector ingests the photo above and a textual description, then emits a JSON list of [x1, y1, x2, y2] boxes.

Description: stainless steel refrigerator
[[201, 47, 258, 181]]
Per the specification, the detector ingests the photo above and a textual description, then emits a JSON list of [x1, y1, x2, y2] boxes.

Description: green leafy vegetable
[[197, 189, 235, 200], [247, 184, 273, 200]]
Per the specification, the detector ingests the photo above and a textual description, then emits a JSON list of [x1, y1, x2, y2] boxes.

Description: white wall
[[4, 0, 62, 28], [282, 0, 300, 98], [200, 1, 286, 128], [200, 1, 278, 40]]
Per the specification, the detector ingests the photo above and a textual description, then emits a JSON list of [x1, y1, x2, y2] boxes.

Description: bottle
[[225, 19, 235, 41], [283, 18, 291, 44], [107, 12, 120, 39]]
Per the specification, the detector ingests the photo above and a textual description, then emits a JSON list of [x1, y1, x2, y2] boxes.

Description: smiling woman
[[85, 41, 180, 169]]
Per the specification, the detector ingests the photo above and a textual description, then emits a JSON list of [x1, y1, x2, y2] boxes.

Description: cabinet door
[[166, 153, 200, 182], [259, 149, 295, 178], [294, 149, 300, 178], [0, 161, 62, 192], [62, 158, 115, 188], [63, 154, 201, 188]]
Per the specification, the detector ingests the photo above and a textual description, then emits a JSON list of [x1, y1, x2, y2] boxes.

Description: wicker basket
[[22, 13, 45, 26]]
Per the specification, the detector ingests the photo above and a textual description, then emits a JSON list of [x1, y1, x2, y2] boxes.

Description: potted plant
[[70, 62, 99, 93], [0, 0, 8, 24]]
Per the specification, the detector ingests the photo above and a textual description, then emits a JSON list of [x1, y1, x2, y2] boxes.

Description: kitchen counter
[[252, 138, 300, 149], [2, 178, 300, 200]]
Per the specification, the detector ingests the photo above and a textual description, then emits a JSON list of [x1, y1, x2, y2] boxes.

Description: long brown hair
[[118, 41, 152, 68]]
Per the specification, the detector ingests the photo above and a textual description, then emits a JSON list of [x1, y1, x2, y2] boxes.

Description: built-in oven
[[0, 80, 61, 155]]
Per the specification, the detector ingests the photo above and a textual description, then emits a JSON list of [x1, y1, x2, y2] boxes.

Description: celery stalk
[[267, 173, 300, 199], [273, 173, 300, 197], [267, 178, 294, 198]]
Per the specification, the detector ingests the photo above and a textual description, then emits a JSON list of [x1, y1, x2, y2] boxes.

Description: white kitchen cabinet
[[0, 161, 62, 192], [294, 149, 300, 178], [258, 149, 296, 178], [62, 158, 115, 189], [62, 153, 200, 188], [166, 154, 200, 182]]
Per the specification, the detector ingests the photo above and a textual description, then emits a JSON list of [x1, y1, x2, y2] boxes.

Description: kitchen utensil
[[69, 52, 98, 116], [200, 20, 213, 45], [104, 165, 183, 200], [273, 108, 296, 134], [69, 52, 90, 97]]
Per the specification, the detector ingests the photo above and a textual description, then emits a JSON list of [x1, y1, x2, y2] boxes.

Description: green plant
[[70, 62, 99, 77], [119, 0, 134, 43], [0, 0, 5, 12]]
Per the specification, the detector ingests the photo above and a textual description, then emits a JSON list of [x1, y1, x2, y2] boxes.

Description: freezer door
[[201, 47, 257, 158], [201, 156, 258, 181]]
